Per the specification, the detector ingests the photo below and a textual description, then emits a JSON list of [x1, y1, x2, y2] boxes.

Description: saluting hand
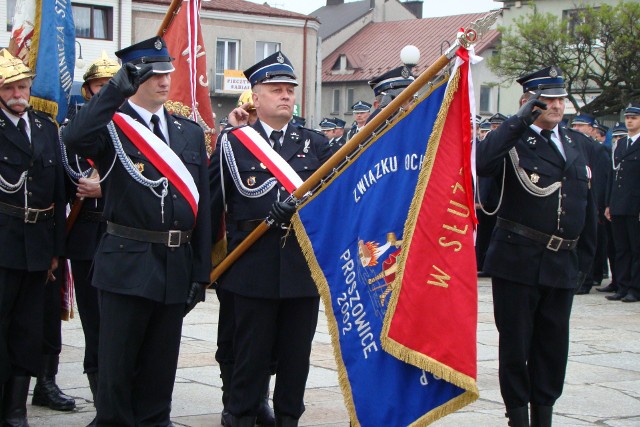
[[110, 63, 154, 97], [516, 91, 547, 126], [227, 104, 251, 127]]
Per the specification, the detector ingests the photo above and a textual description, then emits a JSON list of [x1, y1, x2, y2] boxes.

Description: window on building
[[256, 41, 281, 62], [479, 85, 491, 114], [332, 89, 341, 114], [73, 4, 112, 39], [345, 88, 354, 114], [6, 0, 16, 31], [216, 39, 239, 92]]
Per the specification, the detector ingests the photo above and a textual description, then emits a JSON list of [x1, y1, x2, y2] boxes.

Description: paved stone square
[[29, 278, 640, 426]]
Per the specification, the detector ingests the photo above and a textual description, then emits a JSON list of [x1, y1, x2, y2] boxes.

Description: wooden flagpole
[[209, 13, 500, 284]]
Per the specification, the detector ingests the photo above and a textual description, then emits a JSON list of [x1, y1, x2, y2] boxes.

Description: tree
[[489, 1, 640, 116]]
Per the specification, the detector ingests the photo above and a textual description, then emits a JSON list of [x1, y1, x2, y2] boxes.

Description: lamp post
[[75, 40, 85, 69], [400, 45, 420, 69]]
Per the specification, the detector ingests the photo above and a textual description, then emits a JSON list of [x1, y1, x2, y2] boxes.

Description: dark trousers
[[42, 262, 63, 357], [96, 290, 183, 427], [492, 277, 574, 408], [611, 215, 640, 297], [71, 259, 100, 374], [605, 220, 616, 285], [228, 294, 319, 419], [475, 210, 497, 271], [590, 221, 607, 286], [215, 288, 235, 367], [0, 268, 47, 378]]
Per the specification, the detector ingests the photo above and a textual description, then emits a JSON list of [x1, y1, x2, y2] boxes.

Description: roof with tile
[[136, 0, 316, 21], [322, 12, 500, 84]]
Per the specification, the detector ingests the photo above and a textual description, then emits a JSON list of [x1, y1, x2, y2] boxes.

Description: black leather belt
[[496, 217, 578, 251], [106, 222, 192, 247], [237, 219, 288, 232], [77, 210, 104, 223], [0, 201, 54, 223]]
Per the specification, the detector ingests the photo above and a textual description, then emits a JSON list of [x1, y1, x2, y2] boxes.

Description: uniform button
[[251, 166, 255, 170], [562, 177, 567, 181], [562, 193, 567, 198], [534, 166, 538, 170], [137, 151, 141, 155], [559, 228, 564, 233], [173, 220, 179, 226], [170, 247, 176, 252], [561, 210, 566, 215], [119, 244, 124, 249], [281, 186, 285, 191], [28, 177, 33, 181], [48, 159, 53, 164], [172, 194, 177, 199], [28, 191, 32, 196], [3, 156, 7, 160], [304, 166, 308, 170]]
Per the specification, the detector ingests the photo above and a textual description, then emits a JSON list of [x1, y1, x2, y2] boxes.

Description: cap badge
[[276, 52, 284, 64], [154, 39, 162, 50], [629, 102, 633, 108], [549, 68, 558, 78], [303, 139, 310, 153], [401, 67, 410, 79]]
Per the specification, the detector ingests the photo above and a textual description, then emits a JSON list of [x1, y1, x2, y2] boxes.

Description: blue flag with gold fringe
[[10, 0, 76, 123], [292, 71, 478, 426]]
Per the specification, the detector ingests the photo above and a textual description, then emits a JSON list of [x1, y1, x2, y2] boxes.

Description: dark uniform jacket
[[329, 135, 346, 150], [61, 83, 211, 304], [0, 109, 65, 271], [608, 136, 640, 215], [209, 119, 332, 299], [477, 116, 597, 289]]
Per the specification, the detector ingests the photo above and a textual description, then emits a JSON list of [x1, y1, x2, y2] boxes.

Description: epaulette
[[30, 109, 56, 124], [170, 113, 199, 127], [563, 126, 593, 141], [299, 126, 326, 138]]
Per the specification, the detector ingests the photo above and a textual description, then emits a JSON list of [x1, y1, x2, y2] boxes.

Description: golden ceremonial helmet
[[237, 89, 255, 111], [83, 51, 120, 82], [0, 49, 35, 83], [82, 51, 120, 100]]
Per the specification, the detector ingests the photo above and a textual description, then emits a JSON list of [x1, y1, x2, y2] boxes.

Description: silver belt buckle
[[546, 235, 563, 251], [167, 230, 181, 247], [24, 208, 40, 223]]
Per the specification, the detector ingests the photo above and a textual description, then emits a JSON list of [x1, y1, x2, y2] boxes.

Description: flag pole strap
[[209, 11, 500, 285]]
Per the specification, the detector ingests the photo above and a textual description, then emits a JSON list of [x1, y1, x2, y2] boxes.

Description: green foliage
[[489, 1, 640, 115]]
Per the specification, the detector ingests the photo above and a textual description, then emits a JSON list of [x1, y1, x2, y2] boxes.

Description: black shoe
[[606, 292, 626, 301], [32, 355, 76, 411], [596, 283, 617, 293], [575, 286, 591, 295], [621, 293, 639, 303]]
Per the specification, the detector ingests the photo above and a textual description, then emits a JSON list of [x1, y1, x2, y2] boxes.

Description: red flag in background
[[162, 0, 216, 156], [381, 48, 478, 389]]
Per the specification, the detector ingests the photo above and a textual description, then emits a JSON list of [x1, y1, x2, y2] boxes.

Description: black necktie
[[540, 129, 562, 159], [627, 137, 632, 150], [17, 118, 30, 144], [270, 130, 283, 153], [150, 114, 167, 144]]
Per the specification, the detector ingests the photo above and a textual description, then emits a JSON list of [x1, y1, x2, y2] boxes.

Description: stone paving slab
[[26, 280, 640, 426]]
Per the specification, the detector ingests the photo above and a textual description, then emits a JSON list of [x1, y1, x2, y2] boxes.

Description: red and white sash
[[231, 126, 303, 193], [112, 112, 199, 218]]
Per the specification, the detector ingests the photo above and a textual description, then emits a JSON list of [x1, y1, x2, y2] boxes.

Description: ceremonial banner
[[381, 50, 478, 389], [10, 0, 76, 123], [162, 0, 216, 154], [292, 49, 478, 426]]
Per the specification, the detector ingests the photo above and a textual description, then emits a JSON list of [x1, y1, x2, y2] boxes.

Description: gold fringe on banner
[[29, 97, 58, 121], [291, 76, 453, 427], [379, 67, 480, 419]]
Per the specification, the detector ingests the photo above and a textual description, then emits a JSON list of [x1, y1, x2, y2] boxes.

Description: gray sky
[[247, 0, 502, 17]]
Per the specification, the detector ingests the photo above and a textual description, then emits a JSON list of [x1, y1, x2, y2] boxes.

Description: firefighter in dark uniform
[[569, 113, 610, 294], [476, 66, 596, 427], [604, 102, 640, 303], [598, 122, 628, 293], [62, 37, 212, 426], [346, 100, 371, 140], [60, 52, 120, 412], [0, 49, 66, 426], [488, 112, 508, 130], [366, 66, 415, 124], [329, 118, 347, 149], [209, 51, 332, 427]]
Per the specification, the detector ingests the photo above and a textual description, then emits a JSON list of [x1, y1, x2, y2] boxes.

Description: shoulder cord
[[0, 170, 27, 195], [475, 159, 506, 216], [58, 128, 118, 186], [477, 148, 564, 229], [106, 121, 169, 222], [221, 132, 277, 198], [611, 140, 621, 174]]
